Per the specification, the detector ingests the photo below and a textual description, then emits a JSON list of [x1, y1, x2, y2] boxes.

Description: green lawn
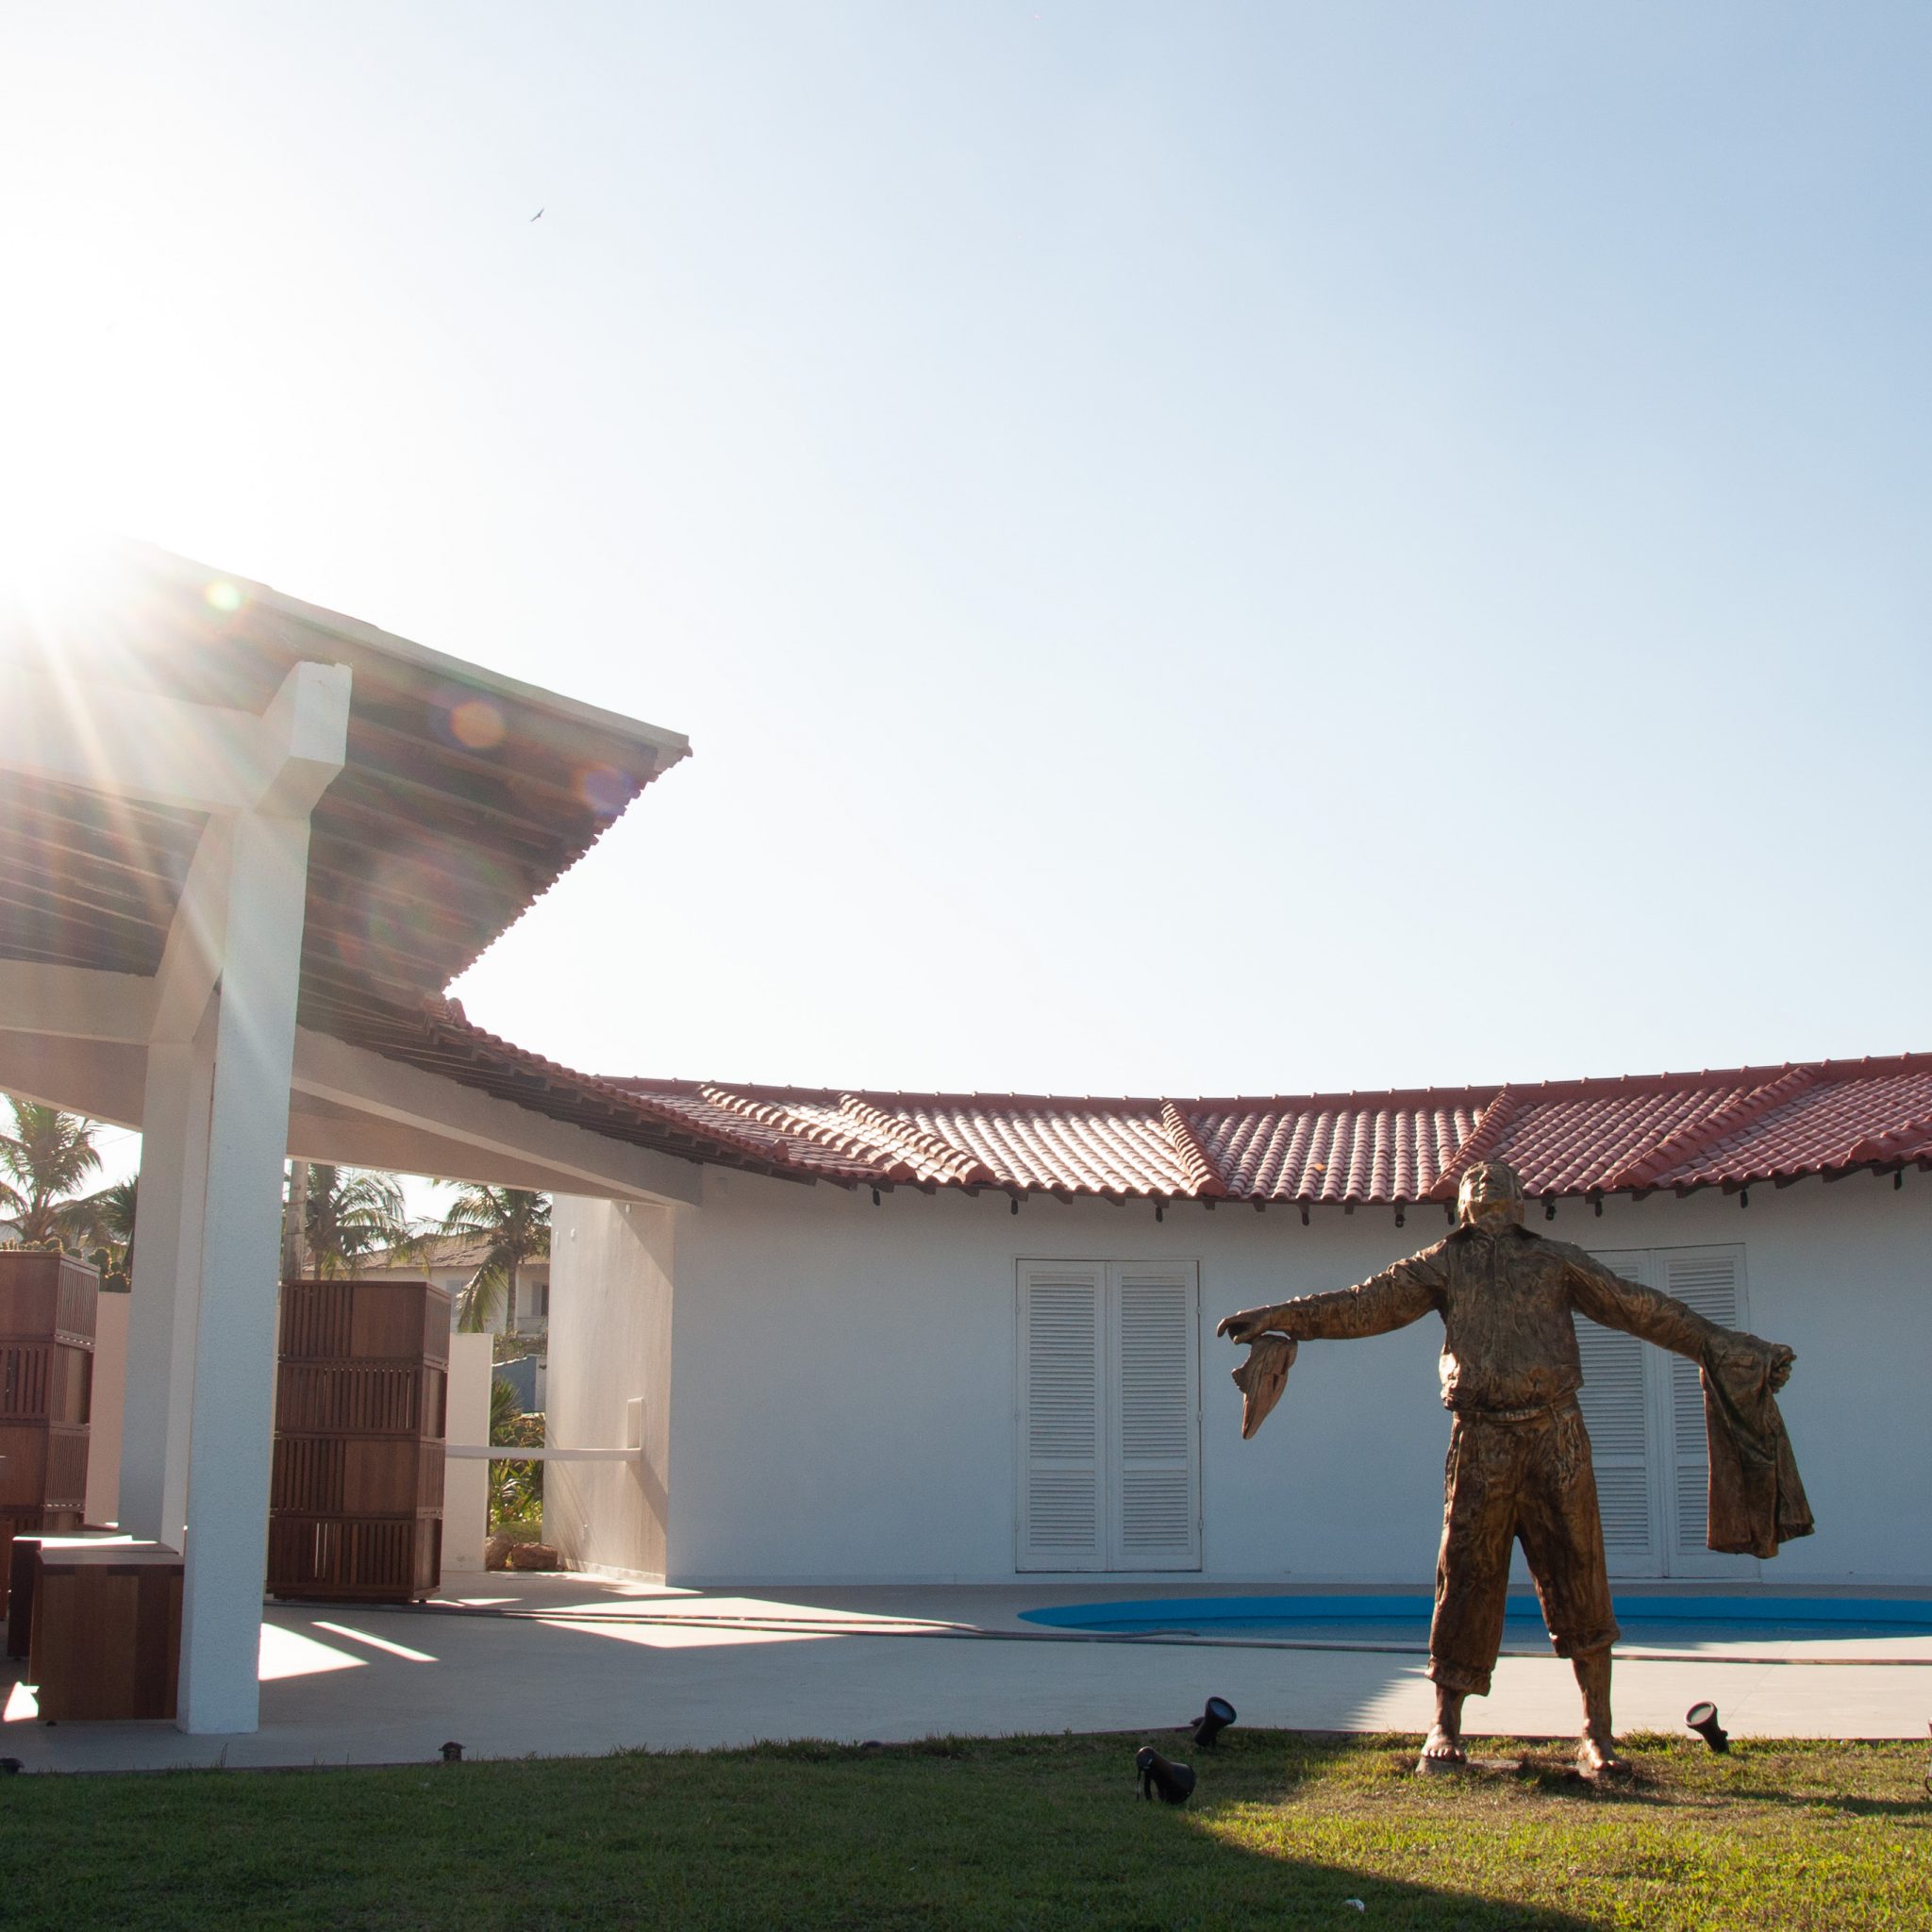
[[4, 1732, 1925, 1930]]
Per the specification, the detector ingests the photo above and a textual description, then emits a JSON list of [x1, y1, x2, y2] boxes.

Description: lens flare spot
[[575, 763, 631, 818], [449, 698, 507, 750], [205, 579, 244, 613]]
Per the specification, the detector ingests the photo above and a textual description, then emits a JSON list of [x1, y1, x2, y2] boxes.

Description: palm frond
[[0, 1097, 105, 1248]]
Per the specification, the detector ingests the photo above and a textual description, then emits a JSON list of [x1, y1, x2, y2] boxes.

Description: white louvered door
[[1578, 1249, 1662, 1575], [1108, 1264, 1201, 1571], [1018, 1261, 1200, 1573], [1018, 1263, 1106, 1570], [1579, 1244, 1756, 1579], [1657, 1246, 1751, 1577]]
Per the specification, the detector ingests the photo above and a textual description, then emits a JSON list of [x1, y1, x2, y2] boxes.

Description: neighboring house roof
[[0, 541, 689, 1014], [364, 1232, 551, 1274], [585, 1054, 1932, 1207]]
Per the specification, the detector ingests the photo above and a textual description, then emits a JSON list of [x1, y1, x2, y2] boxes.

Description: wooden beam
[[0, 960, 156, 1044]]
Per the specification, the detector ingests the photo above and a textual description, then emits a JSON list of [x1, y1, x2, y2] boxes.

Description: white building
[[7, 541, 1927, 1742], [545, 1068, 1932, 1591], [361, 1234, 553, 1341]]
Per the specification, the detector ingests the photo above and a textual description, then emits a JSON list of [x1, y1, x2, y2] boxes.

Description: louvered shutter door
[[1659, 1247, 1741, 1558], [1018, 1264, 1105, 1571], [1108, 1264, 1200, 1571], [1577, 1250, 1659, 1573]]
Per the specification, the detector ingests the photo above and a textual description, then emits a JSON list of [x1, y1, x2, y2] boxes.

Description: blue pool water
[[1019, 1594, 1932, 1643]]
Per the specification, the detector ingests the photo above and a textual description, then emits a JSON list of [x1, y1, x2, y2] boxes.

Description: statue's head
[[1457, 1159, 1525, 1232]]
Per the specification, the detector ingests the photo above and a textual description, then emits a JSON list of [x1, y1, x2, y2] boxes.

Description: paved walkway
[[7, 1575, 1929, 1773]]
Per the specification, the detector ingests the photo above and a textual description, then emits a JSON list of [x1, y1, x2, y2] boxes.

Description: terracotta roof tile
[[600, 1057, 1932, 1205], [308, 1003, 1932, 1211]]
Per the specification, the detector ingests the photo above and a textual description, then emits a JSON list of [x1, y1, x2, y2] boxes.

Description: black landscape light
[[1135, 1746, 1196, 1804], [1191, 1696, 1237, 1748], [440, 1740, 465, 1763], [1685, 1702, 1729, 1754]]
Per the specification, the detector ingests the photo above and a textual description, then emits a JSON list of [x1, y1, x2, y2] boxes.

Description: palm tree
[[435, 1185, 551, 1334], [288, 1163, 418, 1279], [70, 1175, 138, 1292], [0, 1097, 104, 1249]]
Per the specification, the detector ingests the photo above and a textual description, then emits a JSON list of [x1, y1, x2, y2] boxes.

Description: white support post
[[442, 1332, 495, 1573], [118, 1007, 218, 1545], [175, 660, 348, 1736], [174, 811, 315, 1732]]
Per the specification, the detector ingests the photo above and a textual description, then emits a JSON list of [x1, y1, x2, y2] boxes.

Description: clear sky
[[6, 4, 1928, 1106]]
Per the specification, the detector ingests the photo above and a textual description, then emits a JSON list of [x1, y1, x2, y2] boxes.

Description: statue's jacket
[[1266, 1223, 1811, 1556]]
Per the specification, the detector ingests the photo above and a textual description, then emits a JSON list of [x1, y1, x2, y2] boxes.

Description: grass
[[2, 1731, 1925, 1930]]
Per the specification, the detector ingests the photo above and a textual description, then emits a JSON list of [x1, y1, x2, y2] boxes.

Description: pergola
[[0, 543, 783, 1731]]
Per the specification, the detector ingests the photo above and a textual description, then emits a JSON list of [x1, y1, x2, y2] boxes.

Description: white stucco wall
[[549, 1166, 1931, 1588]]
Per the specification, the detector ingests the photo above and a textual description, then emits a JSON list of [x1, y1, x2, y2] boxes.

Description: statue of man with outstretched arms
[[1217, 1158, 1803, 1778]]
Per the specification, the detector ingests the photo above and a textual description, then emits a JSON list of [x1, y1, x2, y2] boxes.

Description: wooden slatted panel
[[1577, 1250, 1657, 1569], [280, 1281, 354, 1360], [42, 1425, 90, 1510], [275, 1363, 427, 1435], [0, 1344, 48, 1419], [1109, 1265, 1200, 1570], [272, 1436, 346, 1513], [1661, 1247, 1741, 1556], [1018, 1264, 1104, 1571], [0, 1343, 92, 1424]]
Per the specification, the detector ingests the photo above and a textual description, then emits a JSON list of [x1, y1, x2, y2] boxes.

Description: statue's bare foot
[[1417, 1724, 1468, 1774], [1576, 1729, 1629, 1781]]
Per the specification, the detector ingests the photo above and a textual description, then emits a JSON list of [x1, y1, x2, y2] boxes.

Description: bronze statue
[[1217, 1159, 1807, 1779]]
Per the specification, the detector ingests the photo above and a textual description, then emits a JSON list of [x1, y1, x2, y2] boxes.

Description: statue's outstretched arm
[[1218, 1247, 1445, 1348], [1562, 1247, 1793, 1388]]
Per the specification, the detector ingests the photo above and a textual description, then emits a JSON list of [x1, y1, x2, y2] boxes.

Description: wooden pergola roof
[[0, 541, 690, 1019]]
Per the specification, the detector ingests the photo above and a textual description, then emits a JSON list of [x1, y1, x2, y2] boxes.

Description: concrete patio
[[7, 1574, 1928, 1774]]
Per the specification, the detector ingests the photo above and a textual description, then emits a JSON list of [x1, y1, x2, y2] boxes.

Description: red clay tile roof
[[326, 1000, 1932, 1206], [590, 1055, 1932, 1205]]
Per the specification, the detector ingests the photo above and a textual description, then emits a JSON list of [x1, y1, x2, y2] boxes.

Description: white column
[[174, 658, 349, 1737], [84, 1291, 131, 1526], [118, 1005, 218, 1544], [175, 808, 316, 1734], [443, 1331, 495, 1573]]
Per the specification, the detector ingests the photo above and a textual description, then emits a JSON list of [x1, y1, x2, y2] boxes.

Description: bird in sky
[[531, 208, 543, 222]]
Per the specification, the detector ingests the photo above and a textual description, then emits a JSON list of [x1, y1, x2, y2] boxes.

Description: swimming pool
[[1019, 1593, 1932, 1642]]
